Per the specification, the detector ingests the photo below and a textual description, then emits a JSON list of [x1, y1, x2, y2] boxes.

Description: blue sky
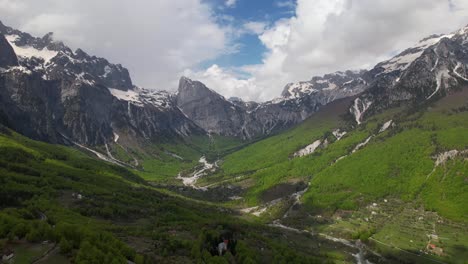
[[201, 0, 296, 68]]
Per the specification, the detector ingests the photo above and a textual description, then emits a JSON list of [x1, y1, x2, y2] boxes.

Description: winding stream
[[177, 156, 217, 190]]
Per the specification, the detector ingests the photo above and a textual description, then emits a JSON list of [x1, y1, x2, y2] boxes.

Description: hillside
[[1, 17, 468, 264], [0, 126, 370, 263], [195, 84, 468, 263]]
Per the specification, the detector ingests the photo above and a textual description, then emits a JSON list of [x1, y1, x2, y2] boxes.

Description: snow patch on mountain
[[418, 34, 455, 49], [350, 98, 372, 125], [285, 82, 316, 98], [380, 51, 423, 73], [352, 136, 373, 153], [102, 65, 112, 77], [378, 33, 454, 75], [108, 87, 172, 110], [5, 34, 58, 63], [379, 120, 393, 133], [2, 66, 32, 75], [332, 129, 347, 141], [108, 87, 140, 103], [323, 82, 338, 91], [427, 68, 450, 99], [294, 139, 322, 157], [75, 72, 96, 86], [453, 62, 468, 81]]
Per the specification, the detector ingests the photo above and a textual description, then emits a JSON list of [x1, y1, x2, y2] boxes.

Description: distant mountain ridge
[[0, 21, 203, 147], [1, 21, 467, 148], [350, 25, 468, 123]]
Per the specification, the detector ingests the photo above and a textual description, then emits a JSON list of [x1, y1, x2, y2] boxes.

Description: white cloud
[[243, 21, 268, 35], [225, 0, 236, 8], [0, 0, 232, 91], [192, 0, 468, 101], [184, 65, 263, 101], [2, 0, 468, 102]]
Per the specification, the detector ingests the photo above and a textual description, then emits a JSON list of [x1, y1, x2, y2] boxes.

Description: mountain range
[[0, 21, 467, 264], [2, 21, 468, 149]]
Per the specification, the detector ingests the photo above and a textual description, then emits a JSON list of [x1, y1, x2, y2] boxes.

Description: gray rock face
[[1, 20, 467, 147], [176, 77, 249, 136], [176, 70, 369, 139], [281, 70, 369, 99], [176, 24, 468, 138], [350, 25, 468, 124], [0, 22, 203, 146], [0, 34, 18, 68], [177, 25, 468, 138]]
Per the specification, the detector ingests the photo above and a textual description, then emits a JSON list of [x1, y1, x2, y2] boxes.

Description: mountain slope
[[195, 85, 468, 263], [0, 20, 372, 149], [176, 70, 370, 139], [0, 22, 204, 149], [189, 26, 468, 263], [351, 26, 468, 123], [1, 20, 468, 264], [0, 126, 363, 263]]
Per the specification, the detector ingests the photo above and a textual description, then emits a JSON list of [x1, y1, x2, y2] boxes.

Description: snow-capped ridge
[[108, 86, 172, 110], [281, 70, 367, 99], [5, 34, 58, 64]]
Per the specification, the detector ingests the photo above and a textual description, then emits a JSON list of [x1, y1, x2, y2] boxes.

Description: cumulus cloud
[[184, 65, 263, 101], [0, 0, 231, 90], [2, 0, 468, 102], [191, 0, 468, 101], [243, 21, 268, 35], [278, 0, 468, 80]]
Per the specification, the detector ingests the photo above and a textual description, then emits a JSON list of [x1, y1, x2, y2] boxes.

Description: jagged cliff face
[[0, 22, 203, 146], [176, 77, 247, 136], [175, 77, 316, 138], [176, 23, 468, 138], [281, 70, 369, 99], [349, 26, 468, 124], [1, 20, 467, 146], [176, 70, 370, 139], [0, 33, 17, 68]]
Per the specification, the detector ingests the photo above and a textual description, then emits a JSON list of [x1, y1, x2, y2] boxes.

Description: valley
[[162, 87, 468, 264], [0, 20, 467, 264]]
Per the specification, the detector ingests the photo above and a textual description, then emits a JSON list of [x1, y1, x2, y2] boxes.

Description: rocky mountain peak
[[74, 48, 89, 58], [0, 22, 203, 146], [41, 32, 54, 42], [177, 76, 228, 107], [0, 23, 133, 91], [280, 70, 368, 102], [178, 76, 218, 95], [228, 96, 243, 103], [349, 24, 468, 125], [0, 34, 18, 68]]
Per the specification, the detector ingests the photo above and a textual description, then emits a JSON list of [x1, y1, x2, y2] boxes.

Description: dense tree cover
[[0, 211, 135, 263], [0, 129, 347, 263]]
